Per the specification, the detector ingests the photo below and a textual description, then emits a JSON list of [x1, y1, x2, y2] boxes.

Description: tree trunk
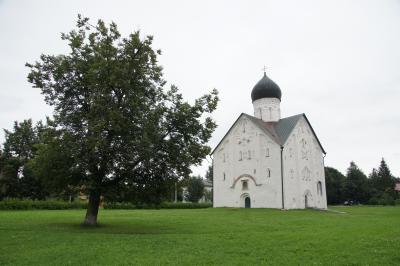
[[83, 190, 101, 226]]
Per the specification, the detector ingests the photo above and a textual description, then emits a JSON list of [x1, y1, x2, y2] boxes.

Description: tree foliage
[[370, 158, 396, 195], [325, 166, 345, 204], [26, 15, 219, 225], [344, 161, 370, 203], [0, 120, 47, 200], [28, 121, 81, 199], [368, 158, 397, 205], [3, 119, 38, 161], [205, 164, 213, 183], [186, 176, 205, 203]]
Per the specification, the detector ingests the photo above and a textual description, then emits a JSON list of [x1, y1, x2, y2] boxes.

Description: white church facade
[[212, 72, 327, 209]]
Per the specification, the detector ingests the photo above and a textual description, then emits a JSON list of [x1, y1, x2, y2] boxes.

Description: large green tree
[[3, 119, 38, 161], [0, 120, 47, 199], [324, 166, 346, 205], [368, 159, 397, 204], [26, 16, 218, 225], [370, 158, 396, 195], [344, 161, 370, 203]]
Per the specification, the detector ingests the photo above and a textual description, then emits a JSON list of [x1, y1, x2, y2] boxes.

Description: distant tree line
[[325, 160, 399, 205]]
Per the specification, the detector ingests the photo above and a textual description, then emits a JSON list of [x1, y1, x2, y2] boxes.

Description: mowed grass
[[0, 207, 399, 265]]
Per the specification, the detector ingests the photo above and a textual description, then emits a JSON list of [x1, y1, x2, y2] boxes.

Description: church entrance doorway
[[245, 197, 251, 208], [304, 190, 312, 208], [305, 195, 309, 208]]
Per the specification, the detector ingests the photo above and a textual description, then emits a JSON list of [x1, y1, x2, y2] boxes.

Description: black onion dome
[[251, 72, 282, 102]]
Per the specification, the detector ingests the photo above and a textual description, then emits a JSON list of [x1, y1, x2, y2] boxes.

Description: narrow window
[[242, 181, 248, 190], [266, 147, 270, 157], [248, 150, 251, 160], [223, 153, 226, 162], [223, 172, 226, 181], [269, 107, 272, 119], [267, 168, 271, 178], [253, 169, 256, 174], [289, 148, 293, 158], [239, 151, 243, 161], [317, 181, 322, 195]]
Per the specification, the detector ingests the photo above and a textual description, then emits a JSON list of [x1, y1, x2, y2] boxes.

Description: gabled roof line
[[302, 114, 326, 154], [211, 113, 326, 155], [211, 113, 283, 155], [210, 113, 246, 155]]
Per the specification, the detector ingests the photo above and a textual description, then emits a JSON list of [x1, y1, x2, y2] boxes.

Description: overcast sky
[[1, 0, 399, 178]]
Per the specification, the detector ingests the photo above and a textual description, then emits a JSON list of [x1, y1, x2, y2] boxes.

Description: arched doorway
[[245, 197, 251, 208], [304, 190, 312, 208], [305, 194, 309, 208]]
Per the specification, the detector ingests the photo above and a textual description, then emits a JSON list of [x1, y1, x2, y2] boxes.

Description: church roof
[[274, 114, 304, 144], [211, 113, 326, 155], [251, 72, 282, 102]]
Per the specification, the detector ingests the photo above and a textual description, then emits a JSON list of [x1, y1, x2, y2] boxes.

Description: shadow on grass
[[47, 221, 178, 235]]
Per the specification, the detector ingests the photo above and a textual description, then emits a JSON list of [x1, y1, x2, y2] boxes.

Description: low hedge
[[103, 202, 212, 209], [159, 202, 212, 209], [0, 199, 212, 210], [0, 199, 87, 210], [103, 202, 136, 209]]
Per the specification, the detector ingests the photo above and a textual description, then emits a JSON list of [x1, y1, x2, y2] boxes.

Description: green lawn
[[0, 207, 399, 265]]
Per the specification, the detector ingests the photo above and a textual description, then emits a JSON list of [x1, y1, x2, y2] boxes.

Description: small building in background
[[395, 182, 400, 192]]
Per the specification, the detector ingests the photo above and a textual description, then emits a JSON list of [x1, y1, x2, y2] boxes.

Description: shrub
[[104, 202, 212, 209], [366, 193, 396, 206], [103, 202, 136, 209], [379, 193, 396, 206], [367, 197, 380, 205], [159, 202, 212, 209], [0, 199, 87, 210]]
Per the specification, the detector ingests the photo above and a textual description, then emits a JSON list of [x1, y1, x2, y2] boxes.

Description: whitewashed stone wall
[[213, 114, 327, 210], [213, 115, 283, 208], [281, 117, 327, 209]]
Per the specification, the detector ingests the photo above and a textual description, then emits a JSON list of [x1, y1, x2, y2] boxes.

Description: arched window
[[242, 180, 248, 191], [317, 181, 322, 195]]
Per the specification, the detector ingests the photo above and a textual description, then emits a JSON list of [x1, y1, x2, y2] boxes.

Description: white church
[[212, 72, 327, 209]]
